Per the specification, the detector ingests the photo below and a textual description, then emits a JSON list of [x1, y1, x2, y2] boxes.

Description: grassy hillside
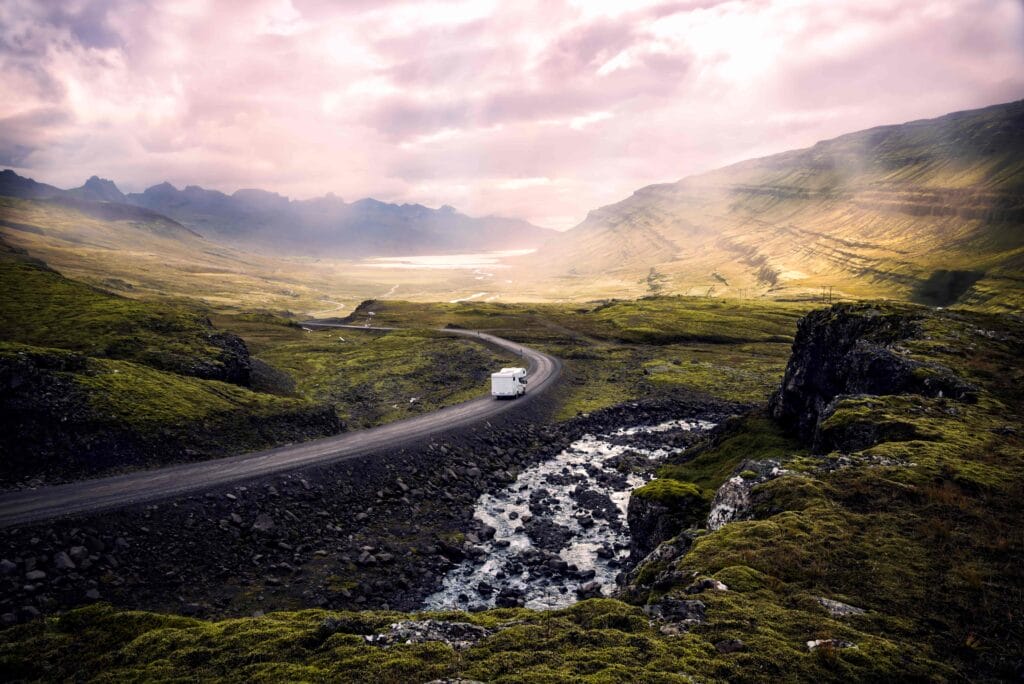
[[0, 240, 247, 381], [0, 195, 361, 314], [528, 100, 1024, 309]]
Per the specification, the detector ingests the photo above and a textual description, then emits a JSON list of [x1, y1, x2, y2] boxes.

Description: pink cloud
[[0, 0, 1021, 229]]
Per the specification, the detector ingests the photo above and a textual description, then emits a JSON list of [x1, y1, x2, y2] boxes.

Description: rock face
[[627, 480, 706, 561], [204, 332, 252, 386], [769, 304, 975, 447], [706, 459, 786, 531]]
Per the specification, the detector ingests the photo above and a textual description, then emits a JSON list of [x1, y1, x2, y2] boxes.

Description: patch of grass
[[0, 342, 339, 483], [632, 478, 705, 503]]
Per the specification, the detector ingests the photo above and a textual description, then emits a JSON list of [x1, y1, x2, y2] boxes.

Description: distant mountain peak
[[147, 181, 178, 193], [68, 175, 125, 203]]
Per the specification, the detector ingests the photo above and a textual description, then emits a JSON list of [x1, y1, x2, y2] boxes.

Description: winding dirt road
[[0, 326, 561, 528]]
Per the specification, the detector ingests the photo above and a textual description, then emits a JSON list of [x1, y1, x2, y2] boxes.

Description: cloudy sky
[[1, 0, 1022, 228]]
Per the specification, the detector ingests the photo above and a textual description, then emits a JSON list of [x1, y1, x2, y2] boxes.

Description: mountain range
[[532, 99, 1024, 308], [2, 100, 1023, 310], [0, 171, 555, 257]]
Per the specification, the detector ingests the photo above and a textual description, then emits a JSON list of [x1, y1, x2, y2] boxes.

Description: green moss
[[657, 415, 803, 492], [0, 597, 955, 683], [711, 565, 776, 593], [633, 479, 705, 503]]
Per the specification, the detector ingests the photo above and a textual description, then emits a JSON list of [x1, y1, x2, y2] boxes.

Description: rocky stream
[[423, 418, 715, 611]]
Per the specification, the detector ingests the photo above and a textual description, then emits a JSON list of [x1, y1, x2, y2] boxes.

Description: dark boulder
[[627, 480, 706, 561]]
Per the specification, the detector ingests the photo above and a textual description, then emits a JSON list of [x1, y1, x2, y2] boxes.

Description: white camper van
[[491, 367, 527, 398]]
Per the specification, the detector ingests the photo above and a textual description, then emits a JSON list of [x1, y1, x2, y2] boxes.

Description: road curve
[[0, 326, 562, 529]]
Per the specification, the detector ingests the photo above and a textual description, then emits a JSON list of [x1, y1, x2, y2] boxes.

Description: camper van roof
[[492, 367, 526, 377]]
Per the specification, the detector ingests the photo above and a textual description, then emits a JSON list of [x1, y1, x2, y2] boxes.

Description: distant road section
[[0, 326, 561, 528]]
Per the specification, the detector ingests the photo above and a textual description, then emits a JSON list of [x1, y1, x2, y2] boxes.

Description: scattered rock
[[715, 638, 747, 654], [53, 551, 76, 571], [251, 514, 275, 533], [18, 606, 41, 620], [807, 638, 857, 651], [495, 587, 526, 608], [365, 620, 493, 650], [816, 597, 866, 618], [644, 598, 706, 631], [685, 577, 729, 594], [707, 460, 785, 531]]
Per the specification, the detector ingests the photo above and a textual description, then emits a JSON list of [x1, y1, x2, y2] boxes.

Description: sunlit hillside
[[526, 100, 1024, 310]]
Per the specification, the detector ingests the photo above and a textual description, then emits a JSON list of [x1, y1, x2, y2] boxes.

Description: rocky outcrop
[[205, 331, 252, 386], [627, 480, 706, 561], [706, 459, 786, 531], [769, 304, 976, 448]]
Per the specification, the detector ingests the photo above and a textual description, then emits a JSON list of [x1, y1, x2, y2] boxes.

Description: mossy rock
[[712, 565, 777, 593], [632, 479, 704, 504]]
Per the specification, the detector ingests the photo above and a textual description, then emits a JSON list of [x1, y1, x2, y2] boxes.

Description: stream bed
[[422, 418, 715, 611]]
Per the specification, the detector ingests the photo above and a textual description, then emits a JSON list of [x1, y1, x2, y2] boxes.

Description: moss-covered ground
[[0, 598, 951, 683]]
